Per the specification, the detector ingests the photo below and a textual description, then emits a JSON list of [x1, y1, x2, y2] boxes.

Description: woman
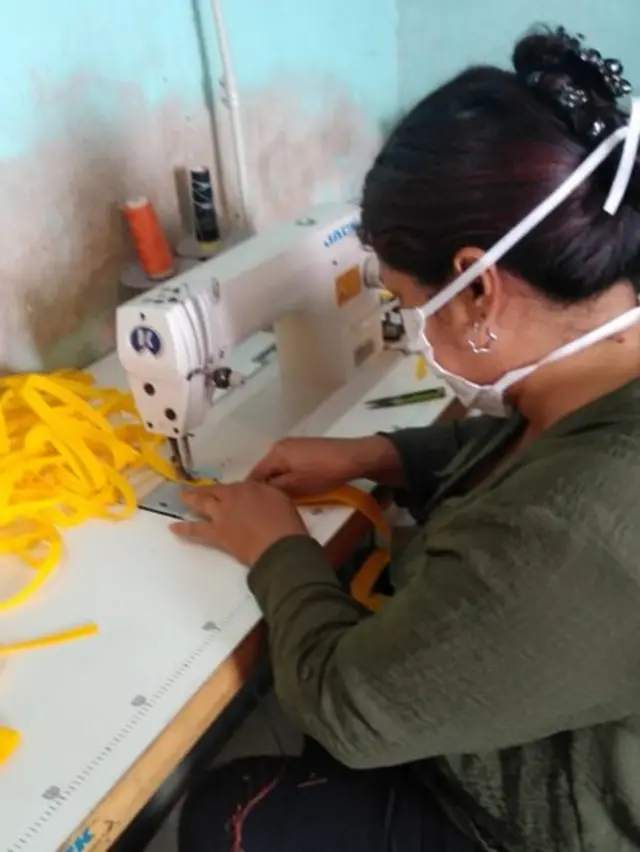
[[174, 27, 640, 852]]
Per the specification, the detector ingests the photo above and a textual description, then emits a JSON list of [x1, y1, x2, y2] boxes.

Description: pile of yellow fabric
[[0, 369, 391, 616], [0, 369, 392, 766], [0, 370, 179, 612]]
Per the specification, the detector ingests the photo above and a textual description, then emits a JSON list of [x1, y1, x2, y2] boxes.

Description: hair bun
[[513, 27, 632, 144]]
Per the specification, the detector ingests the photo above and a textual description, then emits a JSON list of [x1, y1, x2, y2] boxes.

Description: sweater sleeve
[[381, 415, 497, 503], [248, 452, 639, 769]]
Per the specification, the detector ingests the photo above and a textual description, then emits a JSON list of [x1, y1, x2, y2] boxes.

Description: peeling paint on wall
[[0, 73, 382, 371], [0, 0, 398, 372], [240, 76, 381, 229], [0, 77, 215, 371]]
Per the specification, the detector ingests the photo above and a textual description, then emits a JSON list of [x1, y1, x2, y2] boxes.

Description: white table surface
[[0, 336, 451, 852]]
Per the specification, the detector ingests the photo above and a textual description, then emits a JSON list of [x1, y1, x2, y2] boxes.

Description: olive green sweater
[[249, 379, 640, 852]]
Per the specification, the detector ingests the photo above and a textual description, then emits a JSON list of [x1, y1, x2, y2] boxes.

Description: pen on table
[[365, 387, 447, 409]]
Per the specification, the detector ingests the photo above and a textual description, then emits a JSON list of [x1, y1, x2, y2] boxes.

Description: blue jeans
[[179, 741, 479, 852]]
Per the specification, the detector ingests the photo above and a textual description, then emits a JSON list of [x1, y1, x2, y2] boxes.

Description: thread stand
[[176, 235, 224, 261]]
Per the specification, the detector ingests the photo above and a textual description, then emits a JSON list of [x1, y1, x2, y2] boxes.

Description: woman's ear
[[451, 246, 504, 328]]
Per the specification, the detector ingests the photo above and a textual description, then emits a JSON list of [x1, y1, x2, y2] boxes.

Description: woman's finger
[[180, 489, 221, 519], [263, 472, 301, 494], [169, 520, 216, 543], [247, 456, 285, 482], [181, 485, 222, 502]]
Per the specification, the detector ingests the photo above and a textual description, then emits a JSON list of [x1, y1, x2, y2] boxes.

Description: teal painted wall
[[214, 0, 398, 122], [3, 0, 397, 159], [398, 1, 640, 110], [0, 0, 398, 370], [3, 2, 203, 159]]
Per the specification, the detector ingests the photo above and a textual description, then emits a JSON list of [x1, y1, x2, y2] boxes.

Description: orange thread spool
[[123, 197, 175, 280]]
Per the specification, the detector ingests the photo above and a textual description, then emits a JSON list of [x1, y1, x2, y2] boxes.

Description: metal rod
[[180, 437, 194, 474], [169, 438, 195, 481]]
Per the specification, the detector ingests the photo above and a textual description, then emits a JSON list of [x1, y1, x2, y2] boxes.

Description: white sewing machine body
[[117, 204, 384, 475]]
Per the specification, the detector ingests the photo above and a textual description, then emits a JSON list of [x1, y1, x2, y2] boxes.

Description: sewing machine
[[116, 203, 384, 480]]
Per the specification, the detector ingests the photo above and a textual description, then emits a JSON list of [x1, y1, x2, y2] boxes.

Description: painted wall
[[215, 0, 398, 226], [398, 0, 640, 111], [0, 0, 397, 370]]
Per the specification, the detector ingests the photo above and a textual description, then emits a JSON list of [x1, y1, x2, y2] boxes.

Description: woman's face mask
[[402, 304, 640, 417], [398, 96, 640, 417]]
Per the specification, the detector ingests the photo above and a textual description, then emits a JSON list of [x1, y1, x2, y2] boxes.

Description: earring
[[468, 322, 497, 354]]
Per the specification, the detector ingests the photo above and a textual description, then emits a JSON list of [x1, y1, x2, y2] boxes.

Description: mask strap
[[494, 304, 640, 392], [419, 97, 640, 321], [604, 97, 640, 214]]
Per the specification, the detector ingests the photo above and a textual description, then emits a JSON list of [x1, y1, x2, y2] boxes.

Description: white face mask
[[402, 96, 640, 417], [404, 305, 640, 417]]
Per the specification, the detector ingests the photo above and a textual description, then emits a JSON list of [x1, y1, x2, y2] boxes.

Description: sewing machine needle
[[168, 437, 194, 482]]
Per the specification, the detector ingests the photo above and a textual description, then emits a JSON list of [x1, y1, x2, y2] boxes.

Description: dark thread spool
[[189, 167, 221, 251]]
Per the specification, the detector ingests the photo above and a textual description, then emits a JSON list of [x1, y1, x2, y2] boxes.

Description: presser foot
[[140, 436, 219, 520], [138, 466, 221, 520]]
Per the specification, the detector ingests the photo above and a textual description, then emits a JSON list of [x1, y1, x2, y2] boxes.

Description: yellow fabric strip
[[297, 484, 390, 540], [0, 727, 20, 765], [299, 485, 391, 611], [414, 353, 428, 381], [0, 622, 98, 655], [0, 370, 392, 612], [0, 370, 167, 611], [350, 548, 390, 612]]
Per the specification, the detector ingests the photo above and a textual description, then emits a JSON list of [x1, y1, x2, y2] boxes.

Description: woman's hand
[[247, 435, 404, 496], [170, 482, 308, 566]]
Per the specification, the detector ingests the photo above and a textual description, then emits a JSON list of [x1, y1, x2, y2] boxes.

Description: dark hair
[[360, 26, 640, 303]]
